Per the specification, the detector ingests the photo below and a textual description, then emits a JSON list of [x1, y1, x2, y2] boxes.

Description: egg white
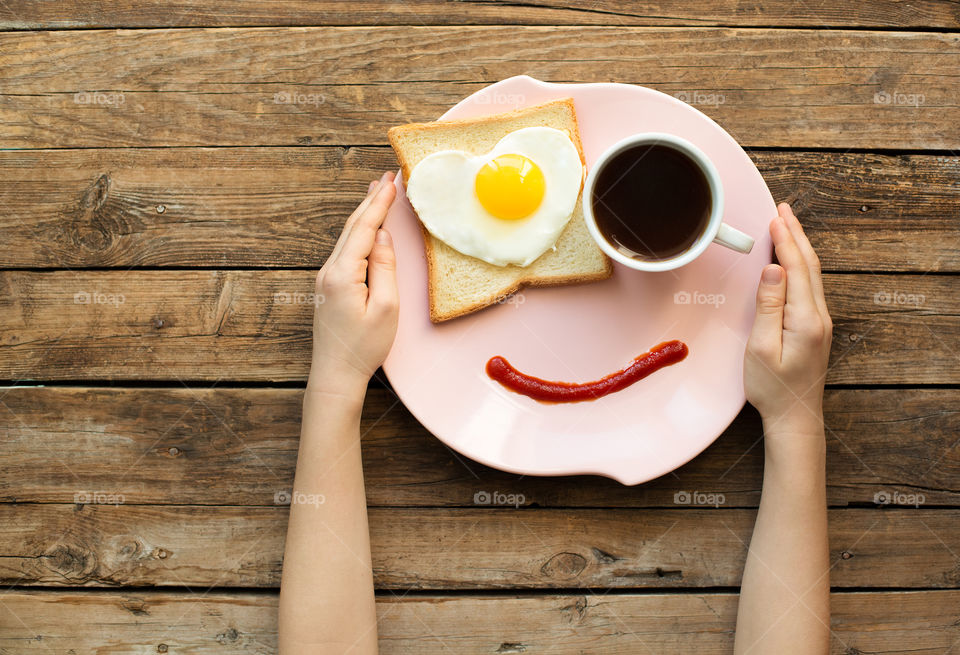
[[405, 127, 584, 267]]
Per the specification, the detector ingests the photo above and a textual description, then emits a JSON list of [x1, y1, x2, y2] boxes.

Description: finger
[[367, 228, 399, 314], [770, 212, 817, 316], [327, 172, 394, 266], [327, 173, 390, 264], [323, 179, 379, 269], [778, 203, 829, 322], [747, 264, 787, 362], [341, 175, 397, 263]]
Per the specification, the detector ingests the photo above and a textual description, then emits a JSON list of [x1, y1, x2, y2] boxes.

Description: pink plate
[[382, 75, 775, 485]]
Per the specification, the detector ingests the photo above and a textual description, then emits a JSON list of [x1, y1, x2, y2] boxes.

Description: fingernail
[[375, 229, 391, 245], [762, 265, 783, 284], [368, 181, 377, 193]]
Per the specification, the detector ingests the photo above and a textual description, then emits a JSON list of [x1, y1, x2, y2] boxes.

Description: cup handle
[[714, 222, 754, 254]]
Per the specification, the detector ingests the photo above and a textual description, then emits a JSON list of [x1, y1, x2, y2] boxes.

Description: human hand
[[308, 171, 399, 395], [744, 203, 833, 437]]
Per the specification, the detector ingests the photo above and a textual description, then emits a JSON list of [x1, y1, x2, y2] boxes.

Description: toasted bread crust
[[389, 98, 612, 323], [429, 264, 614, 323], [388, 98, 586, 173]]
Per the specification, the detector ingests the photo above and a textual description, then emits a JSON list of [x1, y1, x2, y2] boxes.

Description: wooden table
[[1, 2, 958, 653]]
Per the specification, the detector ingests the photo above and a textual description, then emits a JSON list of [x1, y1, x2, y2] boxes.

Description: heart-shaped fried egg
[[405, 127, 584, 267]]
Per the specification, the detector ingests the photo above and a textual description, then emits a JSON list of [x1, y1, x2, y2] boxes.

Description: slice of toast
[[388, 98, 613, 323]]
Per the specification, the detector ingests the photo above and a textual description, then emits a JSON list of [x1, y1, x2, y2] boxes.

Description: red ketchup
[[486, 340, 688, 403]]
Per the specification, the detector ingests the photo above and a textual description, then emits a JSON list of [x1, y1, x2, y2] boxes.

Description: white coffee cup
[[582, 133, 754, 272]]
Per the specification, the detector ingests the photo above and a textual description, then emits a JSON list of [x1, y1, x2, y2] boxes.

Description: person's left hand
[[308, 171, 398, 394]]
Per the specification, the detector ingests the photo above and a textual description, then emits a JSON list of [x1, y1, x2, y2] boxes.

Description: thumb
[[366, 228, 398, 314], [747, 264, 786, 361]]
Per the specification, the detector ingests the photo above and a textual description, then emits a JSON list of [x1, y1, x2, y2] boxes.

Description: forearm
[[279, 380, 377, 654], [734, 421, 830, 654]]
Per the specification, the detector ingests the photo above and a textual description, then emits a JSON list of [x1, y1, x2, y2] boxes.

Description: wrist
[[762, 416, 826, 470], [760, 404, 824, 437], [306, 364, 370, 403], [300, 375, 366, 445], [762, 434, 826, 495]]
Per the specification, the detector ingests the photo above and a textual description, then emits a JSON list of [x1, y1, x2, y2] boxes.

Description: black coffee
[[592, 144, 712, 261]]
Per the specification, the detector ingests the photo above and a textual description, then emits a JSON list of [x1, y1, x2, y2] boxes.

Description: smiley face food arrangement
[[388, 99, 687, 402]]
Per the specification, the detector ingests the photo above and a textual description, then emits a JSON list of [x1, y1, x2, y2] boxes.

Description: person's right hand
[[744, 203, 833, 435], [308, 171, 399, 396]]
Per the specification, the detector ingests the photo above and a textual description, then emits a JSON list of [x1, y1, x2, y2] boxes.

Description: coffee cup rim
[[582, 132, 725, 272]]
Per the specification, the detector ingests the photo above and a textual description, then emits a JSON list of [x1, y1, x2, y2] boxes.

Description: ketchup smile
[[485, 340, 688, 403]]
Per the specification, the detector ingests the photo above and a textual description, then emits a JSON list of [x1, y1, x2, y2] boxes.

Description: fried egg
[[405, 127, 584, 267]]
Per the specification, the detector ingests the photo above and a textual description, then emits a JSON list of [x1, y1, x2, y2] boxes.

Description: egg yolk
[[474, 154, 546, 220]]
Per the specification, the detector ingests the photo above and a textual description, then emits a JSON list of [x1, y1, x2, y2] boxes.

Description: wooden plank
[[826, 274, 960, 384], [0, 504, 956, 589], [3, 0, 959, 29], [2, 147, 957, 272], [1, 590, 958, 653], [0, 271, 955, 383], [0, 387, 956, 507], [760, 151, 960, 273], [2, 27, 957, 149]]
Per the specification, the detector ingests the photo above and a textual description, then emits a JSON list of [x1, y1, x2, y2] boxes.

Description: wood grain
[[2, 27, 957, 149], [2, 0, 959, 29], [2, 2, 956, 642], [2, 147, 957, 272], [0, 271, 955, 383], [0, 504, 956, 589], [1, 590, 958, 653], [0, 387, 956, 507]]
